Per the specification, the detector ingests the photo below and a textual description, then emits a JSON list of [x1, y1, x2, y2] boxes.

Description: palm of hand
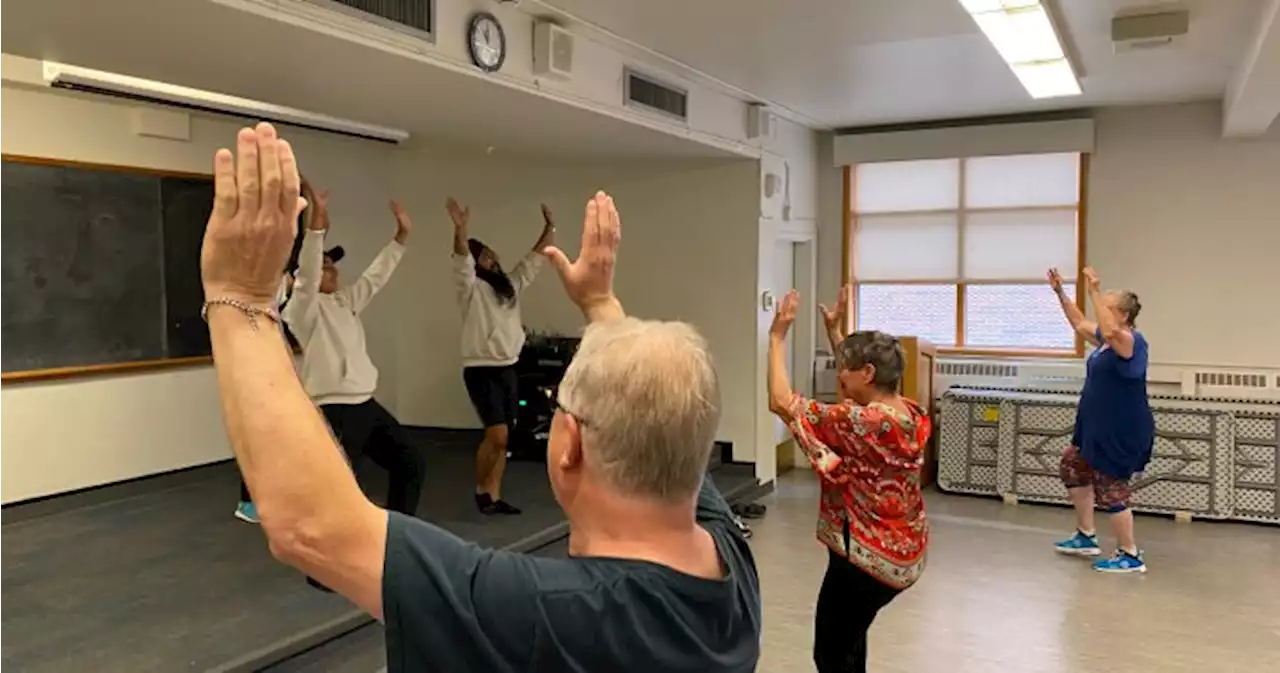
[[821, 306, 843, 329], [772, 290, 798, 334]]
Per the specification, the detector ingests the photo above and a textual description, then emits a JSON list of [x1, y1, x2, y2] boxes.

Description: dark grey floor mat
[[0, 429, 560, 673]]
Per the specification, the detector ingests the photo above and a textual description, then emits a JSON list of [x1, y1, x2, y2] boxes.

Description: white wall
[[0, 81, 769, 502], [1088, 103, 1280, 368], [817, 102, 1280, 370]]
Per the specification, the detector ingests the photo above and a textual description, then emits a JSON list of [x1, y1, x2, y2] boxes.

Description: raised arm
[[340, 200, 409, 314], [1048, 267, 1099, 346], [767, 290, 845, 479], [1083, 267, 1135, 358], [280, 186, 328, 332], [767, 290, 801, 423], [201, 123, 388, 619], [508, 204, 557, 292], [447, 197, 478, 305]]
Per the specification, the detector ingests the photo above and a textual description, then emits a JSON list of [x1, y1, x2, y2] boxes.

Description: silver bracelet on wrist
[[201, 297, 281, 331]]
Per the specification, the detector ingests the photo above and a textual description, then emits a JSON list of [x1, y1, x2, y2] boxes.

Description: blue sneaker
[[234, 501, 259, 524], [1053, 530, 1101, 556], [1093, 549, 1146, 574]]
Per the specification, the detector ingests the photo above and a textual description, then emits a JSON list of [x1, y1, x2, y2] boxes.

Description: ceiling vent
[[624, 69, 688, 122], [1111, 9, 1189, 53], [306, 0, 434, 37], [533, 21, 574, 80]]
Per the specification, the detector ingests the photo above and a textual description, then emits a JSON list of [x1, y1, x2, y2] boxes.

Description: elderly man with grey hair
[[197, 123, 760, 673], [767, 286, 932, 673]]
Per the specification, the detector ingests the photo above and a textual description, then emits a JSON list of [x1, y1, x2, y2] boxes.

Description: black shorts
[[463, 365, 519, 428]]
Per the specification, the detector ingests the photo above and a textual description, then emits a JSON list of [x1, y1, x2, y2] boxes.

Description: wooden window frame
[[841, 154, 1090, 359]]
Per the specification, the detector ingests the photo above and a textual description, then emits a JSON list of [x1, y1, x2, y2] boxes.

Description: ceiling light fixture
[[958, 0, 1082, 99]]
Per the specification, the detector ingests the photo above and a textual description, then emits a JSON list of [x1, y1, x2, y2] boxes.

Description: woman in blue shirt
[[1047, 266, 1155, 573]]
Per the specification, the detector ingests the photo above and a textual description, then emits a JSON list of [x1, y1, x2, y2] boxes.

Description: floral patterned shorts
[[1059, 445, 1131, 511]]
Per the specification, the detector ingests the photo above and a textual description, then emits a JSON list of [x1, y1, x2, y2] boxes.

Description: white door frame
[[754, 219, 817, 485]]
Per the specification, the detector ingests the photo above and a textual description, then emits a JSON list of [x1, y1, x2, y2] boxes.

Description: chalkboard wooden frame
[[1, 154, 215, 385]]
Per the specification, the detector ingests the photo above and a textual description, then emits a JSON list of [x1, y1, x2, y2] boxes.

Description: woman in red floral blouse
[[767, 287, 932, 673]]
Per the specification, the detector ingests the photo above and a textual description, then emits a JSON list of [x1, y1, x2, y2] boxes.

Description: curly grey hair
[[837, 330, 905, 393]]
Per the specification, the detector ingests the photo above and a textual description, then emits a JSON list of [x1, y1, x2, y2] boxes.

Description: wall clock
[[467, 12, 506, 73]]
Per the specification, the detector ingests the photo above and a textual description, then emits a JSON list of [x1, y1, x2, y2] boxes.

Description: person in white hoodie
[[284, 190, 425, 524], [447, 197, 555, 515]]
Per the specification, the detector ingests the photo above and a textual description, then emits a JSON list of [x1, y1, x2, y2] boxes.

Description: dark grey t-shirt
[[382, 478, 761, 672]]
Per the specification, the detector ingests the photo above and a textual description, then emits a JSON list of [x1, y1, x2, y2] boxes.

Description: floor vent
[[939, 362, 1020, 378], [1195, 371, 1271, 389]]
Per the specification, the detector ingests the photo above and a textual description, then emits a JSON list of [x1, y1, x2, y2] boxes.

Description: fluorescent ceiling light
[[958, 0, 1081, 99], [1013, 59, 1081, 98]]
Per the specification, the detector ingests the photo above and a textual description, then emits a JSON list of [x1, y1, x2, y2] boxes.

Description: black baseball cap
[[325, 246, 345, 263]]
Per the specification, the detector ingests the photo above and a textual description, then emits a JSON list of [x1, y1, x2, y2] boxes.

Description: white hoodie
[[455, 252, 542, 367], [284, 230, 405, 405]]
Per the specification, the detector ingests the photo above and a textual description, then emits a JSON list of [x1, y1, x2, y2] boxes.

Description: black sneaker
[[490, 500, 522, 515], [475, 492, 494, 512], [305, 577, 334, 593]]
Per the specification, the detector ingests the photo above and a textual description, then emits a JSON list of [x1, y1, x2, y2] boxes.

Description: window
[[847, 152, 1084, 355]]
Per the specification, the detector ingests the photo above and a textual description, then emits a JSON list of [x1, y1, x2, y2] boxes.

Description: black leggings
[[813, 550, 903, 673], [322, 399, 426, 517], [234, 400, 424, 516]]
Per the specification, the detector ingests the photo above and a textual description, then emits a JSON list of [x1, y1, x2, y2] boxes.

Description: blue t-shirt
[[1072, 327, 1155, 480]]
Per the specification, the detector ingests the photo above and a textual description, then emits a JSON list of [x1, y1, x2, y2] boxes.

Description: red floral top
[[787, 393, 932, 589]]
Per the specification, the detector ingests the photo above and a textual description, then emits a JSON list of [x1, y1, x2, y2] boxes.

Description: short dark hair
[[837, 330, 905, 393], [1116, 290, 1141, 326]]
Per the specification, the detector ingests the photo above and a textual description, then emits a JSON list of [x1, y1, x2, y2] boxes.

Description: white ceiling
[[539, 0, 1272, 128], [0, 0, 745, 161]]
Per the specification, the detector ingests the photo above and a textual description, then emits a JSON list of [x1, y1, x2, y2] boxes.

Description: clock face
[[468, 13, 506, 73]]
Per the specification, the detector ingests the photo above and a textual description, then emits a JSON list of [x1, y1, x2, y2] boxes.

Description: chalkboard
[[1, 157, 215, 378]]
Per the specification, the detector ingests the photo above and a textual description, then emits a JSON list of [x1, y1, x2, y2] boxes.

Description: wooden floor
[[754, 470, 1280, 673]]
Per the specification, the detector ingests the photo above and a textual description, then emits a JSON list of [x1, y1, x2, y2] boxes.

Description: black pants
[[239, 479, 251, 503], [814, 550, 903, 673], [322, 399, 425, 517], [462, 365, 519, 428]]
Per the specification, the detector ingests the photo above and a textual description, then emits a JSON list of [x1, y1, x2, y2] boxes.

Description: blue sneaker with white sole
[[234, 501, 259, 524], [1093, 549, 1146, 573], [1053, 530, 1101, 556]]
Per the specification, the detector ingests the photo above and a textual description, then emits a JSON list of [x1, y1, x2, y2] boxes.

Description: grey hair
[[1115, 290, 1141, 326], [837, 330, 905, 393], [558, 318, 721, 503]]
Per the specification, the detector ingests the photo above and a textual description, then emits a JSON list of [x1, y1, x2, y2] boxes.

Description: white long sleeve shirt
[[455, 252, 543, 367], [284, 230, 405, 405]]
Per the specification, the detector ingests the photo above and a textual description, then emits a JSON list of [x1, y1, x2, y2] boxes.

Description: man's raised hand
[[542, 191, 621, 320], [200, 122, 307, 307]]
